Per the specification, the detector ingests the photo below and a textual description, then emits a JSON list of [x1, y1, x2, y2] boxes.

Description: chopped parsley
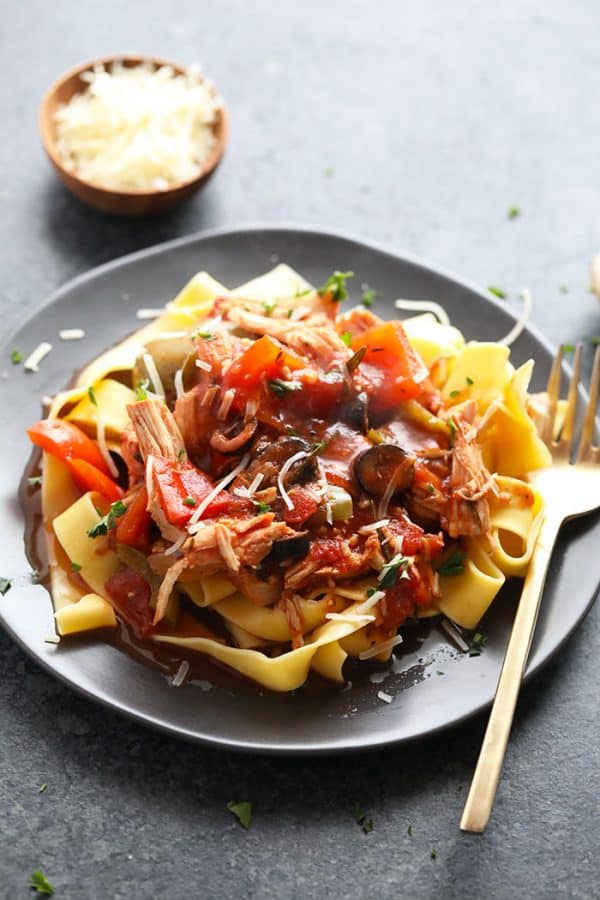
[[28, 871, 54, 895], [366, 587, 379, 598], [183, 496, 197, 507], [319, 270, 354, 302], [351, 803, 374, 834], [87, 386, 97, 406], [177, 448, 186, 462], [287, 308, 294, 318], [0, 577, 12, 596], [427, 483, 435, 494], [323, 165, 335, 178], [431, 849, 438, 860], [469, 631, 488, 657], [135, 378, 150, 401], [466, 376, 474, 386], [559, 285, 569, 294], [507, 205, 521, 220], [407, 824, 413, 836], [561, 343, 575, 353], [39, 783, 48, 793], [295, 288, 312, 298], [253, 501, 271, 514], [28, 475, 43, 488], [87, 500, 128, 538], [30, 569, 40, 582], [11, 348, 23, 364], [436, 549, 466, 576], [268, 378, 303, 398], [195, 330, 217, 341], [378, 553, 410, 590], [70, 561, 82, 573], [488, 286, 506, 299], [262, 300, 276, 317], [591, 337, 600, 346], [340, 330, 353, 346], [449, 389, 461, 399], [227, 800, 252, 828], [361, 288, 377, 308]]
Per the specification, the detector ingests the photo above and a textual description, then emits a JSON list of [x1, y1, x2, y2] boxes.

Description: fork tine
[[576, 345, 600, 462], [559, 343, 582, 454], [542, 346, 563, 446]]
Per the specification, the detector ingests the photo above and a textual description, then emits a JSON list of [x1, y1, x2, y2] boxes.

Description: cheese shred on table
[[54, 62, 220, 192]]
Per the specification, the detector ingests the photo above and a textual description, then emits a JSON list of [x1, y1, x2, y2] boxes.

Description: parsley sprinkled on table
[[469, 631, 488, 657], [0, 577, 12, 595], [11, 348, 24, 364], [507, 204, 521, 219], [227, 800, 252, 828], [351, 803, 374, 834], [488, 286, 506, 299], [28, 870, 54, 895]]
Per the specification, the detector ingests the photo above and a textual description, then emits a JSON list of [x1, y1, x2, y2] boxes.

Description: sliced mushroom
[[209, 417, 258, 454], [354, 444, 415, 498]]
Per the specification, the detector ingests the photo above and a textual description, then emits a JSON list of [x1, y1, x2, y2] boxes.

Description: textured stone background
[[1, 2, 599, 898]]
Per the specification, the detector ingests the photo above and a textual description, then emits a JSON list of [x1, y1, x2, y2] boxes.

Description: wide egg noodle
[[479, 361, 552, 477], [181, 575, 238, 608], [153, 596, 382, 692], [400, 313, 465, 368], [437, 537, 506, 630], [214, 593, 341, 642], [55, 593, 119, 635], [442, 342, 513, 413], [52, 492, 120, 616], [65, 378, 136, 437], [489, 475, 544, 577]]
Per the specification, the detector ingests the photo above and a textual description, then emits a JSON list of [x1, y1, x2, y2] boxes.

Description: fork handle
[[460, 513, 561, 833]]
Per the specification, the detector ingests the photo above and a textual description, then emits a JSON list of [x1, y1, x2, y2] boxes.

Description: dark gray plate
[[1, 225, 598, 754]]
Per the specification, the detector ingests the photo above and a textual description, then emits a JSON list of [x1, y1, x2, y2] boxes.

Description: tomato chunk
[[65, 458, 124, 502], [351, 322, 426, 415], [27, 419, 111, 475], [105, 568, 154, 638], [283, 487, 319, 525], [222, 335, 305, 402]]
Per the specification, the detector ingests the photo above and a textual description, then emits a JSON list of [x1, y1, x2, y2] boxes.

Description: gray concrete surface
[[1, 1, 599, 897]]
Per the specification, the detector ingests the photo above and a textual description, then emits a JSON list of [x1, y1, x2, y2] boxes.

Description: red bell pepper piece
[[65, 458, 124, 502], [115, 486, 152, 552], [221, 335, 305, 401], [152, 458, 250, 528], [27, 419, 112, 475]]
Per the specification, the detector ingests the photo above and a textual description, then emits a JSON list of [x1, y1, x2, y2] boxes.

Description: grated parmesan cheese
[[59, 328, 85, 341], [54, 62, 220, 192], [136, 308, 166, 320], [24, 342, 52, 373], [377, 690, 393, 704], [143, 352, 165, 399]]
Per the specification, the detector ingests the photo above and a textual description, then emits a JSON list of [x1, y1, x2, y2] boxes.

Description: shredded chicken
[[442, 410, 497, 538], [127, 399, 185, 461], [224, 307, 349, 366]]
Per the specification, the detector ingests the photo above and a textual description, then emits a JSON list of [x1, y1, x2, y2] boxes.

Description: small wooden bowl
[[39, 55, 229, 217]]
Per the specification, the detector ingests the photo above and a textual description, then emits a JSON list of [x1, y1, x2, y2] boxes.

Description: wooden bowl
[[39, 55, 229, 217]]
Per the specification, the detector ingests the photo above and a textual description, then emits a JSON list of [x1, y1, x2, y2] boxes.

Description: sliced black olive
[[342, 390, 369, 432], [354, 444, 415, 498], [262, 533, 310, 566], [247, 435, 318, 487]]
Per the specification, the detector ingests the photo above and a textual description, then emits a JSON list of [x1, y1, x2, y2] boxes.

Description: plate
[[1, 225, 598, 754]]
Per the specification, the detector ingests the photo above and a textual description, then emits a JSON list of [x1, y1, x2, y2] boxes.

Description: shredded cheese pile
[[54, 62, 220, 192]]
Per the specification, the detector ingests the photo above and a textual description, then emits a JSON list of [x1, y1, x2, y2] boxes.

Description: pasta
[[26, 263, 550, 691]]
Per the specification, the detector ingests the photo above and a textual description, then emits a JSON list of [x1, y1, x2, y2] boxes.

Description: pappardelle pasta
[[27, 264, 551, 691]]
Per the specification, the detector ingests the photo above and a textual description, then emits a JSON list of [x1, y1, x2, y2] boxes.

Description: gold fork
[[460, 343, 600, 833]]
